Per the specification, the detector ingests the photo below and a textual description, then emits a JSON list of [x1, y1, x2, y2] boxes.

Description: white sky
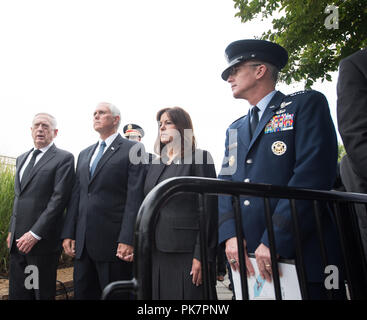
[[0, 0, 340, 172]]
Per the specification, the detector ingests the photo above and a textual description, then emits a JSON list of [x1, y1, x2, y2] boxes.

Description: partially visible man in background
[[7, 113, 75, 300], [337, 48, 367, 261], [123, 123, 145, 142], [123, 123, 154, 164]]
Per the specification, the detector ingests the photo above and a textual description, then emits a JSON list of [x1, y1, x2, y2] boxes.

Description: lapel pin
[[280, 101, 292, 108], [276, 109, 286, 115], [111, 147, 115, 151]]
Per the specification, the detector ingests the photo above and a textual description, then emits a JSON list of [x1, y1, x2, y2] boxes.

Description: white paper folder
[[231, 255, 302, 300]]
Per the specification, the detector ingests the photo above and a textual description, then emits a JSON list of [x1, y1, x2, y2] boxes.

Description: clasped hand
[[225, 237, 280, 282]]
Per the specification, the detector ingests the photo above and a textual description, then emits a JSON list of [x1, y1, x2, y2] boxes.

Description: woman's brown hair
[[154, 106, 196, 158]]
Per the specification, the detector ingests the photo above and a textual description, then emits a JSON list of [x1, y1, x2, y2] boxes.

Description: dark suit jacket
[[144, 149, 218, 262], [9, 144, 75, 255], [61, 134, 145, 262], [337, 48, 367, 258], [337, 48, 367, 181], [218, 90, 341, 283]]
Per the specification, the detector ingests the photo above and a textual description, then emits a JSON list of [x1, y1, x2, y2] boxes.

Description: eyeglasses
[[228, 63, 262, 77]]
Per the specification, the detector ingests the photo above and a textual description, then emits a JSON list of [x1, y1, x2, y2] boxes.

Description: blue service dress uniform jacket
[[218, 90, 341, 283]]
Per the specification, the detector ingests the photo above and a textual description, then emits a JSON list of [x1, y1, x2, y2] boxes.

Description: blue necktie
[[90, 141, 106, 176], [250, 106, 259, 138]]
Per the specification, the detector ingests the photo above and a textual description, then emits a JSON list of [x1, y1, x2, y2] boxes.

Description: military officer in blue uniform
[[218, 39, 344, 299]]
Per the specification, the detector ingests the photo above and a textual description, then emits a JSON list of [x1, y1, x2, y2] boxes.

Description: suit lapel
[[85, 142, 98, 182], [89, 134, 123, 185], [15, 150, 32, 194], [20, 144, 57, 192], [249, 91, 286, 150], [148, 162, 166, 190]]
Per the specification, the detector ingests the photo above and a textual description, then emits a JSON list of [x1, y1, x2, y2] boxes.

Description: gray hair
[[33, 113, 57, 129], [97, 102, 121, 128], [264, 62, 279, 84], [246, 60, 279, 85]]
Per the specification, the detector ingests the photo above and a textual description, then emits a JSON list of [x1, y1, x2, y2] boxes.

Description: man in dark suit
[[337, 48, 367, 261], [218, 39, 344, 299], [61, 102, 146, 300], [7, 113, 75, 300]]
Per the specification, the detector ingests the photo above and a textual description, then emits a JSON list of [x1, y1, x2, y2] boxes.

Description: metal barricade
[[102, 177, 367, 300]]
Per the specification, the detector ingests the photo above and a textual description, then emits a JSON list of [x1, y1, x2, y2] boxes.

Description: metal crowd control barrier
[[101, 177, 367, 300]]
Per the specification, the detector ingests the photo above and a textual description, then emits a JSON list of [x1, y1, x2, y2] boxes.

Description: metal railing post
[[263, 197, 282, 300]]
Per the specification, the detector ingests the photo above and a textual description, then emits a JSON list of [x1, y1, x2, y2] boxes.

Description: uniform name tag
[[265, 113, 294, 134]]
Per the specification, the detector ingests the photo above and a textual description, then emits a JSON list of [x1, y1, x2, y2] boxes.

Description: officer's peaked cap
[[221, 39, 288, 81], [123, 123, 144, 138]]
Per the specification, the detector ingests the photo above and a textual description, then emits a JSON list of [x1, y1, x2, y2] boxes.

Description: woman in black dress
[[144, 106, 218, 300]]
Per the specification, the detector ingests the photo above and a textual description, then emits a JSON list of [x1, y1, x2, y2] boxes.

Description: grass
[[0, 161, 15, 276]]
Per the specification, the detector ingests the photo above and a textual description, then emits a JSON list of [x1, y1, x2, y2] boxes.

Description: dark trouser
[[308, 282, 347, 300], [9, 247, 60, 300], [216, 243, 227, 276], [73, 247, 133, 300]]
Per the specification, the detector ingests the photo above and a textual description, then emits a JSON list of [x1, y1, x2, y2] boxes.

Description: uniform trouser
[[9, 246, 59, 300], [308, 282, 347, 300], [73, 247, 133, 300]]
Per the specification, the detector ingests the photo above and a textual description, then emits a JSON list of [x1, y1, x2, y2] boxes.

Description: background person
[[337, 48, 367, 261], [7, 113, 75, 300], [61, 102, 146, 300], [123, 123, 145, 142], [123, 123, 155, 164], [144, 106, 218, 300]]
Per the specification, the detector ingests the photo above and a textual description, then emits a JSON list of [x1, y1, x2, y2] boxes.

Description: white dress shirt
[[19, 142, 54, 181]]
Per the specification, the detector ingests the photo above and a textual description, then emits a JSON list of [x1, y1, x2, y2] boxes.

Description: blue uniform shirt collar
[[250, 90, 277, 121]]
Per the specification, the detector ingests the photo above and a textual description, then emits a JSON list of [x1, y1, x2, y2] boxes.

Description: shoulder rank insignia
[[265, 113, 294, 134], [289, 90, 311, 97]]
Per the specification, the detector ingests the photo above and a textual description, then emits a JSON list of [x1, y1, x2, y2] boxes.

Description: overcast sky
[[0, 1, 340, 172]]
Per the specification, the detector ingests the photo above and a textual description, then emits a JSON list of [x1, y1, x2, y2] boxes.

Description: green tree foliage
[[233, 0, 367, 88]]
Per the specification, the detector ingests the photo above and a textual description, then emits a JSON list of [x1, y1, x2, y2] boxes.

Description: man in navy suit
[[61, 102, 145, 299], [218, 39, 343, 299]]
